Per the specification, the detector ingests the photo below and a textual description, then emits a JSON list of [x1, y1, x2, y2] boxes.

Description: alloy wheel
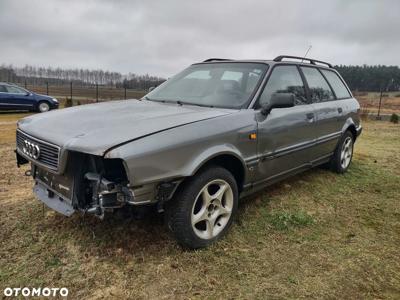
[[39, 102, 50, 112], [191, 179, 233, 240], [340, 136, 353, 169]]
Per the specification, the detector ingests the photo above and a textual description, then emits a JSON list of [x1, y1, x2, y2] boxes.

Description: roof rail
[[203, 58, 233, 62], [273, 55, 333, 68]]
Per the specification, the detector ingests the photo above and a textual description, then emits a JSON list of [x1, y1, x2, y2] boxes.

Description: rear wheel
[[330, 131, 354, 173], [38, 101, 50, 113], [165, 166, 238, 249]]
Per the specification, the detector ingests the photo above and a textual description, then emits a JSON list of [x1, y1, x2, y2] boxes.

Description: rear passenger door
[[300, 67, 344, 161], [255, 65, 316, 182]]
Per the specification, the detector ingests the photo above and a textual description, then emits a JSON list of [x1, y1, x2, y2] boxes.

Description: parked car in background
[[15, 56, 361, 249], [0, 82, 59, 112]]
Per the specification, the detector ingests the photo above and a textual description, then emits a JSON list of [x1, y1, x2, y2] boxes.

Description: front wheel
[[165, 166, 238, 249], [330, 131, 354, 173], [37, 101, 50, 113]]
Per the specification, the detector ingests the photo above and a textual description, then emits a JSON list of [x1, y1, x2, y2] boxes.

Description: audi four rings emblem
[[22, 139, 41, 160]]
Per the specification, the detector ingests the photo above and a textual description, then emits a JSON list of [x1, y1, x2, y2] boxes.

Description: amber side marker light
[[249, 133, 257, 140]]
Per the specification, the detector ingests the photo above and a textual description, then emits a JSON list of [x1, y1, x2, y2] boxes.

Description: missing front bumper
[[33, 182, 75, 216]]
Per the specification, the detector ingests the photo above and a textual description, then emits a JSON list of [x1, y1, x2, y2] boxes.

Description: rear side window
[[321, 69, 351, 99], [301, 67, 334, 103], [258, 65, 307, 108], [5, 86, 26, 94]]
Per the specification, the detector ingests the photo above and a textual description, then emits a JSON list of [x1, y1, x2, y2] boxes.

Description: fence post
[[46, 82, 49, 95], [96, 84, 99, 102], [377, 89, 383, 120], [70, 81, 73, 102], [124, 87, 127, 99]]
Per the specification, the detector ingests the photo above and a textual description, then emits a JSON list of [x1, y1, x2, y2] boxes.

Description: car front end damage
[[15, 132, 180, 219]]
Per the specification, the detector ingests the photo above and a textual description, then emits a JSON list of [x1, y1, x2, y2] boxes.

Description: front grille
[[16, 130, 60, 171]]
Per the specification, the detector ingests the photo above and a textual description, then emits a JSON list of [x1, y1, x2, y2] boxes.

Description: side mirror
[[261, 93, 295, 115], [148, 86, 155, 92]]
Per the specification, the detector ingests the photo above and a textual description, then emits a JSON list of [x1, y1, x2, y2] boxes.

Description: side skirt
[[240, 153, 333, 199]]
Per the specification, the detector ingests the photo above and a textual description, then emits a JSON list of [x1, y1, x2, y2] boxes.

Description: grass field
[[0, 112, 399, 299]]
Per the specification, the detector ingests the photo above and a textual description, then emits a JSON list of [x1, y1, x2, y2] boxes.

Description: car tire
[[330, 131, 354, 173], [37, 101, 50, 113], [165, 166, 238, 249]]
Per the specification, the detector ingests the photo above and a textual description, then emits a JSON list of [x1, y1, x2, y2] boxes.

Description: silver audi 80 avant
[[16, 55, 362, 248]]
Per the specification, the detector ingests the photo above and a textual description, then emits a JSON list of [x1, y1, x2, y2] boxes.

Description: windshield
[[145, 62, 268, 109]]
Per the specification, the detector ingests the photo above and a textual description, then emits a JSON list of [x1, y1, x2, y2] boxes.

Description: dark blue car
[[0, 82, 59, 113]]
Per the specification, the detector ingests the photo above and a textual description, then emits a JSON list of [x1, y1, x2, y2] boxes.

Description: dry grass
[[0, 114, 399, 299], [355, 92, 400, 115], [0, 112, 30, 143]]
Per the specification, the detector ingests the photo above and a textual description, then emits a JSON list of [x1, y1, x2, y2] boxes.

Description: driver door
[[254, 65, 316, 183]]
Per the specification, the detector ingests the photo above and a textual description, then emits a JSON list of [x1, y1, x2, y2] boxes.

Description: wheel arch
[[341, 117, 358, 141], [190, 151, 247, 193], [346, 124, 357, 140]]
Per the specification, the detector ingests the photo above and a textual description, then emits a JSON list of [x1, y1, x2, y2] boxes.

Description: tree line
[[334, 65, 400, 92], [1, 63, 400, 92], [0, 64, 165, 90]]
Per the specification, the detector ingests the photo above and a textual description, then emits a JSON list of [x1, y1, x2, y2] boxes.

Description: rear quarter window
[[321, 69, 352, 99], [301, 67, 334, 103]]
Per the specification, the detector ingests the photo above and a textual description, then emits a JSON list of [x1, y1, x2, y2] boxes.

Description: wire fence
[[10, 81, 147, 106], [353, 91, 400, 121]]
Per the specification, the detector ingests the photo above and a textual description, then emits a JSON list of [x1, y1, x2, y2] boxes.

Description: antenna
[[301, 45, 312, 62]]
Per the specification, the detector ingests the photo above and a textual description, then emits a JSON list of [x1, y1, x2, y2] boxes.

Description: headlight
[[52, 98, 59, 103]]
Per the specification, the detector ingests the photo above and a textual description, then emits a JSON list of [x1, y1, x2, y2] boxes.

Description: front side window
[[257, 65, 307, 108], [301, 67, 334, 102], [0, 85, 7, 93], [6, 85, 27, 94], [321, 69, 351, 99], [146, 63, 267, 109]]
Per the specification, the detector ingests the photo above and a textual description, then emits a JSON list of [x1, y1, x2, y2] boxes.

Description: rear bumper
[[33, 182, 75, 216]]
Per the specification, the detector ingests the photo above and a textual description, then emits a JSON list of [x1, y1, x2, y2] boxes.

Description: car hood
[[18, 100, 233, 155]]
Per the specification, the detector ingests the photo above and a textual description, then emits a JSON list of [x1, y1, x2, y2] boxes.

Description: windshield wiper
[[170, 100, 215, 108], [144, 97, 214, 108], [155, 99, 184, 105], [144, 97, 170, 103]]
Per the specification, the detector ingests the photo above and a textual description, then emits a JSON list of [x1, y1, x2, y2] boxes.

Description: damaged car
[[16, 56, 361, 248]]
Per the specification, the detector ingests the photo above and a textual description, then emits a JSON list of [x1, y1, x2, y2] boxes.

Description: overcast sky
[[0, 0, 399, 77]]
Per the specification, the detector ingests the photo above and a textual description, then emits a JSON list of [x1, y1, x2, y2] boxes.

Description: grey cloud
[[0, 0, 399, 77]]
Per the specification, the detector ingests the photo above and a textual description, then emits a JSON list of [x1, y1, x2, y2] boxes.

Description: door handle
[[338, 107, 343, 114], [306, 112, 314, 120]]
